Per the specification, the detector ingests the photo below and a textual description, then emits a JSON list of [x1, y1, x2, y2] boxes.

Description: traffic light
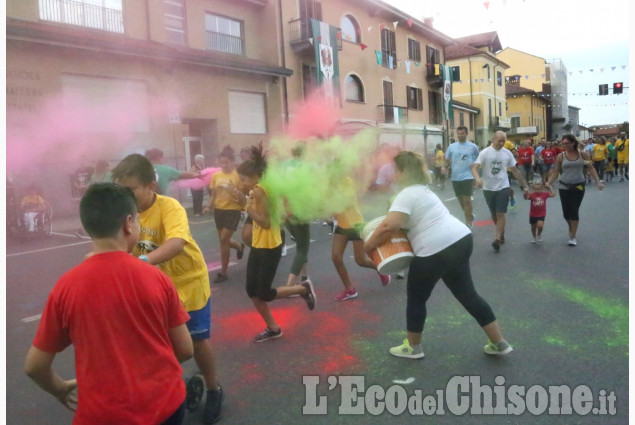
[[613, 82, 623, 94], [599, 84, 608, 95]]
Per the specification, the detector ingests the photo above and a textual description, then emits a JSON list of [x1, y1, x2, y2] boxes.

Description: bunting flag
[[375, 50, 382, 65], [368, 26, 373, 32], [360, 43, 368, 51], [611, 66, 616, 71], [407, 18, 412, 27], [379, 23, 386, 31], [393, 21, 399, 29], [405, 60, 411, 74], [414, 62, 420, 66], [483, 1, 490, 10]]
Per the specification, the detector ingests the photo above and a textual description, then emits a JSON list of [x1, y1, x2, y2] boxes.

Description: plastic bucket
[[361, 216, 414, 275]]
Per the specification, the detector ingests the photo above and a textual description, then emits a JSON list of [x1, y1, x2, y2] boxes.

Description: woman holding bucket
[[364, 151, 512, 359]]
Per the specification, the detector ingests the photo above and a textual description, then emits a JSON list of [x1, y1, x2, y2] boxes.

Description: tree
[[618, 121, 629, 135]]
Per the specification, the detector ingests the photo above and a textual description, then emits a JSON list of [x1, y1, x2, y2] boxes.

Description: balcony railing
[[206, 30, 244, 55], [288, 18, 342, 51], [425, 63, 444, 87], [377, 105, 408, 124], [39, 0, 124, 33]]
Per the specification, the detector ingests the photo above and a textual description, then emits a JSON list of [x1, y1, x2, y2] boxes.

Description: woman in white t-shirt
[[364, 151, 512, 359]]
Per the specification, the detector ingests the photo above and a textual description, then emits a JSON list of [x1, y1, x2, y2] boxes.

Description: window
[[487, 65, 491, 80], [39, 0, 124, 33], [407, 39, 421, 62], [451, 66, 461, 82], [425, 46, 440, 78], [228, 91, 267, 134], [406, 86, 423, 110], [428, 91, 442, 124], [341, 15, 360, 43], [459, 112, 465, 127], [469, 113, 474, 130], [381, 29, 397, 69], [164, 0, 186, 44], [497, 71, 502, 86], [511, 116, 520, 129], [205, 13, 244, 55], [383, 80, 393, 105], [345, 75, 364, 102]]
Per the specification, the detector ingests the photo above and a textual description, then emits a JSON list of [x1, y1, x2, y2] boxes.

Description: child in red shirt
[[524, 181, 556, 243]]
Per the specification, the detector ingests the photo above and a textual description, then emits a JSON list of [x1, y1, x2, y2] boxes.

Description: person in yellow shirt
[[203, 145, 245, 283], [112, 154, 222, 424], [331, 170, 390, 301], [20, 185, 47, 232], [237, 144, 316, 343], [433, 144, 446, 189], [615, 132, 629, 181], [592, 138, 609, 182]]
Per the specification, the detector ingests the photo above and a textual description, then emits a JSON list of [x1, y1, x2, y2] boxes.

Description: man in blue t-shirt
[[442, 126, 480, 227]]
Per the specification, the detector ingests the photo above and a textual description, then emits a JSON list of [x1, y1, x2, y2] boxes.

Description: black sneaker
[[492, 240, 501, 252], [300, 279, 316, 311], [203, 386, 223, 424], [186, 372, 205, 411], [213, 273, 228, 283], [253, 327, 282, 343]]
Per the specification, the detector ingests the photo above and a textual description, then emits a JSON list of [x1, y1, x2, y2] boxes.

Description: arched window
[[345, 75, 364, 102], [340, 15, 360, 43]]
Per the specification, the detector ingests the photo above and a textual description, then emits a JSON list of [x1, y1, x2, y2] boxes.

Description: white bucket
[[361, 216, 414, 275]]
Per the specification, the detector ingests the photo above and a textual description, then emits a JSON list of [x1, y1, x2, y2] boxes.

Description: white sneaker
[[531, 236, 536, 243], [537, 235, 543, 242], [568, 237, 577, 246], [281, 245, 288, 256]]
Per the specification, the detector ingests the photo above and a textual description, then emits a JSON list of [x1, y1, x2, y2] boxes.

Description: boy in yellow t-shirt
[[592, 139, 609, 182], [112, 154, 222, 424]]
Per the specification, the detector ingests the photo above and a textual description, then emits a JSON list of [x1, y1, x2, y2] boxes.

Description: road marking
[[207, 261, 237, 272], [6, 240, 91, 258], [21, 314, 42, 323], [51, 231, 91, 239], [443, 196, 457, 202]]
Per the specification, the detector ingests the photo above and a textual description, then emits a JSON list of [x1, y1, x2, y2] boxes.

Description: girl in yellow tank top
[[237, 144, 317, 343]]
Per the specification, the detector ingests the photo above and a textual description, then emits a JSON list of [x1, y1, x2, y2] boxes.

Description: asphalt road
[[6, 180, 629, 425]]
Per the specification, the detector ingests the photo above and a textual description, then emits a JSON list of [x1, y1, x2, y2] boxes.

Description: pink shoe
[[335, 288, 358, 301], [378, 272, 391, 286]]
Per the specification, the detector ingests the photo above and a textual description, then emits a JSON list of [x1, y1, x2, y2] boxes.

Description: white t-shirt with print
[[474, 146, 517, 191], [389, 184, 470, 257]]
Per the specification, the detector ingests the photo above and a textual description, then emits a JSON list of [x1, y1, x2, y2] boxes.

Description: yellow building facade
[[445, 40, 510, 148], [496, 47, 547, 92], [505, 84, 548, 142]]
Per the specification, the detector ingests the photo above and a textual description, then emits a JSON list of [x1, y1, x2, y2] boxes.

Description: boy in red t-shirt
[[523, 181, 556, 243], [540, 142, 558, 181], [24, 183, 193, 425]]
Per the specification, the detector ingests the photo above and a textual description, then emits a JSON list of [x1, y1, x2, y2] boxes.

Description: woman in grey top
[[546, 134, 604, 246]]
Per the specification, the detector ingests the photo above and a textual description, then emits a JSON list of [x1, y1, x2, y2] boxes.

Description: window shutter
[[417, 88, 423, 111], [228, 91, 267, 134]]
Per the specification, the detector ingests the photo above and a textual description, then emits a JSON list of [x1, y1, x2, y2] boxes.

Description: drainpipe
[[144, 0, 151, 40], [278, 0, 289, 125]]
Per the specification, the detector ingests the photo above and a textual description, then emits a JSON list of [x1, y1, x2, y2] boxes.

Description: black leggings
[[286, 222, 310, 276], [559, 186, 585, 221], [246, 245, 282, 301], [406, 235, 496, 333]]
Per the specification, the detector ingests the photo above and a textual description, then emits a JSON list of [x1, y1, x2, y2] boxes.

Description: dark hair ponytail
[[219, 145, 236, 162], [237, 142, 267, 178]]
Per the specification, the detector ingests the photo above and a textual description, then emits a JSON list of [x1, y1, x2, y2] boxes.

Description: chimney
[[423, 17, 434, 27]]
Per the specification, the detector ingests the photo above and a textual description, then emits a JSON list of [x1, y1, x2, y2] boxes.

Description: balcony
[[206, 31, 244, 55], [509, 126, 539, 136], [492, 116, 511, 130], [425, 63, 443, 88], [288, 18, 342, 54], [39, 0, 124, 33], [377, 105, 408, 124]]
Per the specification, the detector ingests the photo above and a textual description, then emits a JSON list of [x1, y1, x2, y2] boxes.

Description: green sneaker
[[484, 339, 513, 355], [389, 339, 425, 359]]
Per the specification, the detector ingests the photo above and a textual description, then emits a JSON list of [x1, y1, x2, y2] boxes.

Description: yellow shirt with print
[[616, 139, 629, 162], [134, 194, 210, 312], [251, 184, 282, 249], [592, 144, 608, 161], [334, 177, 364, 230], [210, 170, 242, 210]]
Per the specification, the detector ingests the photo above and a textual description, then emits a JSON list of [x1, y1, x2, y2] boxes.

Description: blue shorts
[[186, 298, 211, 340]]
